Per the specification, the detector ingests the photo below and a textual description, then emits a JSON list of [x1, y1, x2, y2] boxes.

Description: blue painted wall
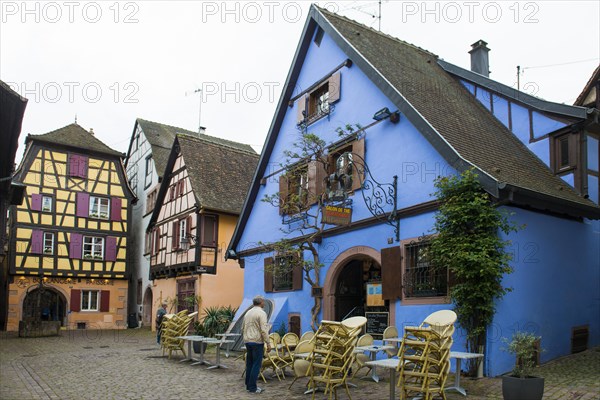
[[235, 26, 600, 377], [487, 207, 600, 376]]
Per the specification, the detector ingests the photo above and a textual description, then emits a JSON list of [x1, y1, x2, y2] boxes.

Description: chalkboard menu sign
[[365, 312, 389, 337]]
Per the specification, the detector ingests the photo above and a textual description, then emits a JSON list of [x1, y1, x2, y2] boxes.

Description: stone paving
[[0, 328, 598, 400]]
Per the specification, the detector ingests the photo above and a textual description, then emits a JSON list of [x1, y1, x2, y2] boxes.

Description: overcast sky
[[2, 1, 598, 161]]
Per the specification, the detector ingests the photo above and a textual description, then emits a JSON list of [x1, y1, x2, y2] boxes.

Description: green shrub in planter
[[502, 332, 544, 400]]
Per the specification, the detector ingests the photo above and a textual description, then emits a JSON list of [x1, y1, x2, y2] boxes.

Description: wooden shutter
[[297, 95, 307, 124], [329, 72, 342, 103], [278, 174, 289, 215], [105, 237, 117, 261], [70, 290, 81, 312], [186, 216, 192, 237], [100, 290, 110, 312], [264, 257, 274, 293], [307, 160, 327, 205], [154, 228, 160, 255], [70, 233, 83, 259], [172, 221, 179, 249], [381, 246, 402, 300], [78, 156, 88, 178], [292, 253, 304, 291], [68, 154, 79, 177], [76, 192, 90, 217], [31, 230, 43, 254], [351, 138, 365, 192], [110, 197, 122, 221], [31, 194, 42, 211]]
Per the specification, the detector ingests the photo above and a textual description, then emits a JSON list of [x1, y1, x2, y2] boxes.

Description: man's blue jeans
[[245, 342, 264, 392]]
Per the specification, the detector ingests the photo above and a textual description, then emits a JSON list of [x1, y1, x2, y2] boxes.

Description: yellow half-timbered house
[[6, 124, 134, 332]]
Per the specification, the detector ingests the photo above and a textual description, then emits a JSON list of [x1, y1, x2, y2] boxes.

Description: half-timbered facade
[[124, 119, 178, 326], [6, 124, 134, 331], [147, 133, 258, 325]]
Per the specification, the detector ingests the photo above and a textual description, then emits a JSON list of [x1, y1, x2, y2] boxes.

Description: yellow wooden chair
[[352, 333, 374, 378], [260, 337, 287, 382], [288, 340, 314, 389], [383, 325, 400, 357], [300, 331, 315, 343]]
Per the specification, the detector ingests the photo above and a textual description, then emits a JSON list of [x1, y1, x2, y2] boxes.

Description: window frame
[[43, 232, 55, 255], [89, 196, 110, 220], [144, 155, 153, 189], [551, 132, 578, 174], [400, 237, 450, 305], [81, 290, 100, 311], [83, 236, 105, 260], [272, 253, 295, 292], [41, 195, 53, 213], [280, 165, 309, 215]]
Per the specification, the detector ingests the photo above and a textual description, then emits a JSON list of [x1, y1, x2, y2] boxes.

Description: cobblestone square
[[1, 328, 598, 400]]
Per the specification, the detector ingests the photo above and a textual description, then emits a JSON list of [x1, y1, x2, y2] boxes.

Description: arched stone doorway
[[323, 246, 395, 323], [22, 286, 67, 326], [142, 287, 153, 327]]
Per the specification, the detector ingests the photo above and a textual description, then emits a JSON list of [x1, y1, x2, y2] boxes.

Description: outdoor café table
[[190, 337, 214, 367], [175, 335, 205, 363], [445, 351, 484, 396], [215, 333, 241, 357], [355, 345, 396, 382], [365, 358, 401, 400], [204, 338, 236, 370]]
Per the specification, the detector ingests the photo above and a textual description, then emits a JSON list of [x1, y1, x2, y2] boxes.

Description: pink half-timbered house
[[147, 133, 258, 322]]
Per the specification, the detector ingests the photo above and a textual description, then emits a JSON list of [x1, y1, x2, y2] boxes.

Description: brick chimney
[[469, 40, 490, 77]]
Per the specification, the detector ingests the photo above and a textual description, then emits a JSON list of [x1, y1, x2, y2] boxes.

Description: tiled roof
[[136, 119, 255, 179], [319, 7, 597, 211], [574, 64, 599, 107], [177, 134, 259, 214], [26, 123, 123, 157]]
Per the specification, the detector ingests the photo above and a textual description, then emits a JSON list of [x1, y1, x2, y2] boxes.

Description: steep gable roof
[[574, 64, 600, 108], [318, 8, 595, 210], [127, 118, 255, 180], [227, 5, 599, 258], [178, 134, 259, 214], [26, 123, 123, 157], [148, 133, 259, 229]]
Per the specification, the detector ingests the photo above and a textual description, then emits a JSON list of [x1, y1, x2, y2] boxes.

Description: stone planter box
[[18, 321, 61, 337]]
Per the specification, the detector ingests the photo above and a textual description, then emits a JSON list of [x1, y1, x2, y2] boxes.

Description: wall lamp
[[179, 234, 198, 251], [373, 107, 400, 123]]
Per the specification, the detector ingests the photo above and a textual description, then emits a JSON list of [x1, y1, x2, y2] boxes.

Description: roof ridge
[[177, 133, 258, 156], [28, 123, 123, 156], [315, 5, 438, 59]]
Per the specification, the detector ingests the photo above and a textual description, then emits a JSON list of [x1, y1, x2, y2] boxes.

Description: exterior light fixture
[[373, 107, 400, 123], [180, 234, 198, 251]]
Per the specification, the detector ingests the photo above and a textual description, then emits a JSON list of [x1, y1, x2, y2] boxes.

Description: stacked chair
[[351, 333, 374, 378], [306, 316, 367, 400], [397, 310, 457, 400], [280, 332, 300, 367], [288, 339, 315, 389], [260, 336, 288, 382], [160, 310, 198, 359]]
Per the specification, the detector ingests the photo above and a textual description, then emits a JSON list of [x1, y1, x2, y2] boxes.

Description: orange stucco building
[[146, 133, 258, 329]]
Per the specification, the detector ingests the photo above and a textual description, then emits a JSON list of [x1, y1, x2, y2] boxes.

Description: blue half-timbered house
[[227, 6, 600, 376]]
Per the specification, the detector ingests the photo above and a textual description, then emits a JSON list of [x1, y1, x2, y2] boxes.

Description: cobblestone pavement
[[1, 328, 598, 400]]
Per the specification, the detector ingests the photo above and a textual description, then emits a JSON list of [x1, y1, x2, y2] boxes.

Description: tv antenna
[[346, 1, 383, 31], [185, 87, 203, 133]]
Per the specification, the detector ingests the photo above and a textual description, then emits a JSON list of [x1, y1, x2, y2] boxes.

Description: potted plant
[[193, 321, 208, 354], [502, 332, 544, 400]]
